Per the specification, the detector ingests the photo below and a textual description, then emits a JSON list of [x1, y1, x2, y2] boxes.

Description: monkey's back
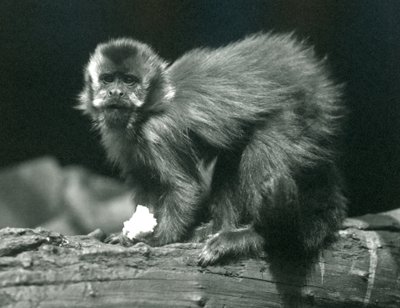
[[171, 33, 321, 89], [167, 33, 343, 156]]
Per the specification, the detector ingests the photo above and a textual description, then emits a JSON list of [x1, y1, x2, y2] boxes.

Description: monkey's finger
[[198, 249, 221, 267], [198, 246, 223, 267], [87, 229, 107, 241], [104, 233, 135, 246], [104, 233, 119, 244]]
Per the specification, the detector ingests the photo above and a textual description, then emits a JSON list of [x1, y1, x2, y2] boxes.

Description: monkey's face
[[87, 55, 147, 129], [79, 39, 171, 131]]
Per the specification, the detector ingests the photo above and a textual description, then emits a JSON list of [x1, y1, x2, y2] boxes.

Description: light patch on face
[[164, 85, 176, 100], [93, 89, 107, 108], [129, 92, 144, 107], [145, 129, 161, 144], [92, 98, 103, 108]]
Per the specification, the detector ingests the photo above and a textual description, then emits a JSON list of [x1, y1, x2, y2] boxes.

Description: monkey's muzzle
[[100, 99, 135, 128]]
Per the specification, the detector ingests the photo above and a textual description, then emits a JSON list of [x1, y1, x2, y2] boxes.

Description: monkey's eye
[[100, 74, 114, 83], [122, 75, 140, 85]]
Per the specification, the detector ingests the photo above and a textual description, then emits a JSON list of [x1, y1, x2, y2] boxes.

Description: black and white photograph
[[0, 1, 399, 307]]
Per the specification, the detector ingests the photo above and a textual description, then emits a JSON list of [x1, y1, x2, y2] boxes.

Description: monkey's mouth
[[101, 99, 133, 111], [104, 104, 129, 110], [101, 103, 135, 128]]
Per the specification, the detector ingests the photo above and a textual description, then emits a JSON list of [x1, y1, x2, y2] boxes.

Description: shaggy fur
[[79, 33, 347, 265]]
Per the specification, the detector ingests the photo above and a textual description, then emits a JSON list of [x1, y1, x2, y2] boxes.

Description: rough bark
[[0, 211, 399, 308]]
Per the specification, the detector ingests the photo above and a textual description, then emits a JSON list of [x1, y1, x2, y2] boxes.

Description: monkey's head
[[79, 38, 173, 129]]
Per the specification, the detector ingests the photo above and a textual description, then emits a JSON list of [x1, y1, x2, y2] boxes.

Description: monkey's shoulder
[[141, 111, 188, 145]]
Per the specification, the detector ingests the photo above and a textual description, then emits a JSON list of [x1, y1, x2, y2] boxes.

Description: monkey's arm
[[137, 124, 208, 245], [106, 145, 206, 246]]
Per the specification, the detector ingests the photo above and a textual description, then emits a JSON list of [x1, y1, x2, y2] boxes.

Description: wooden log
[[0, 212, 399, 308]]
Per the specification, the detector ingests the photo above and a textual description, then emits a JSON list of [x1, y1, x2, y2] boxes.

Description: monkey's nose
[[108, 89, 125, 97]]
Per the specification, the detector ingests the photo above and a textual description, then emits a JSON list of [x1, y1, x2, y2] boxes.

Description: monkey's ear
[[75, 98, 88, 112], [76, 71, 93, 113]]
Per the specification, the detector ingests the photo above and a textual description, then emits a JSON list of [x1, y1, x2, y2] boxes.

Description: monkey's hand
[[198, 232, 229, 266], [198, 227, 266, 266], [106, 205, 159, 247], [104, 231, 158, 246], [104, 232, 136, 246]]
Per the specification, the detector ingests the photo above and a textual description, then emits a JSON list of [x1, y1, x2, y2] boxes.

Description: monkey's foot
[[198, 227, 265, 266]]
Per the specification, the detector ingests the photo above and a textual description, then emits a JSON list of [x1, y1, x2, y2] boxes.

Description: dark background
[[0, 0, 399, 216]]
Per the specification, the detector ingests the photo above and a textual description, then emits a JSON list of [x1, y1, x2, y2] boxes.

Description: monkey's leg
[[197, 175, 270, 266], [198, 171, 298, 265], [188, 222, 214, 243], [197, 151, 268, 265], [198, 140, 301, 265]]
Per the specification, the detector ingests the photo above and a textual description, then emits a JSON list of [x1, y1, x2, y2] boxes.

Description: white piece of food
[[122, 205, 157, 240]]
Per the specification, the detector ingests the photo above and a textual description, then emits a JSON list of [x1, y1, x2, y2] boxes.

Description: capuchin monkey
[[79, 33, 347, 265]]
